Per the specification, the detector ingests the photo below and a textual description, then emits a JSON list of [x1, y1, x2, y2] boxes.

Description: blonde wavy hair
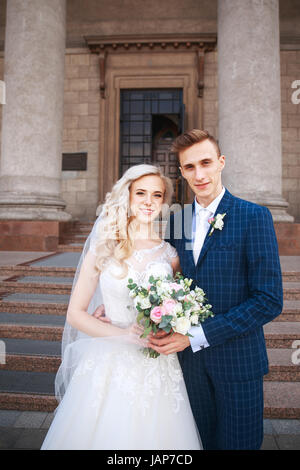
[[93, 164, 173, 277]]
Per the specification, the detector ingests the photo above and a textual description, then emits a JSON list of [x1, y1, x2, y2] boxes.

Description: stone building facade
[[0, 0, 299, 227]]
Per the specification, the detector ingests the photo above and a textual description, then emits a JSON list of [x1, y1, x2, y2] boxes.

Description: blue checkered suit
[[165, 189, 283, 449]]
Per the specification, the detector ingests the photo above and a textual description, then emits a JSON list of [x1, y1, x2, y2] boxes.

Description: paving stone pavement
[[0, 410, 299, 450]]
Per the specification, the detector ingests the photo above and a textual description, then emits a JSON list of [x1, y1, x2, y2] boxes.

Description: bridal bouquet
[[127, 272, 214, 358]]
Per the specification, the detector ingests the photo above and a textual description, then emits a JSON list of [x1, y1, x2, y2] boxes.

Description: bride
[[41, 164, 202, 450]]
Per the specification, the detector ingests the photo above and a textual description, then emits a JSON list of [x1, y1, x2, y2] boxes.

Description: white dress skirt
[[41, 242, 202, 450]]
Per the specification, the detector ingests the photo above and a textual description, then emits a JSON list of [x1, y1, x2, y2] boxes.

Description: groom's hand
[[147, 332, 190, 355], [92, 304, 111, 323]]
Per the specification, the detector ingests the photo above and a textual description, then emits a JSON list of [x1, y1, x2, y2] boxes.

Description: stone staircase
[[57, 221, 94, 252], [0, 222, 299, 418]]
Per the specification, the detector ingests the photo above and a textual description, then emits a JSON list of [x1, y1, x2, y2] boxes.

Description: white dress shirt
[[189, 187, 225, 352]]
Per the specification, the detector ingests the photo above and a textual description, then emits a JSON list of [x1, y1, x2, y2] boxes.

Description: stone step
[[0, 299, 298, 320], [66, 230, 92, 236], [264, 322, 300, 348], [1, 337, 298, 381], [30, 252, 81, 268], [283, 272, 300, 282], [264, 382, 300, 419], [2, 354, 61, 373], [4, 279, 298, 299], [0, 337, 61, 356], [273, 300, 300, 322], [264, 349, 300, 381], [0, 392, 57, 412], [0, 292, 70, 303], [0, 312, 65, 326], [60, 238, 87, 246], [0, 338, 61, 373], [0, 324, 62, 341], [0, 265, 76, 278], [0, 280, 72, 295], [0, 370, 57, 411], [0, 370, 55, 395], [274, 224, 300, 256], [1, 316, 298, 344], [0, 259, 298, 280], [57, 245, 83, 252], [283, 282, 300, 300], [0, 372, 298, 416], [0, 300, 67, 316], [61, 234, 87, 241], [73, 222, 95, 229]]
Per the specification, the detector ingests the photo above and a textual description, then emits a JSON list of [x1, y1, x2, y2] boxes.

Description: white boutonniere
[[208, 213, 226, 236]]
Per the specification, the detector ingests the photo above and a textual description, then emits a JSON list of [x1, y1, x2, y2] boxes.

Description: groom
[[148, 129, 283, 450]]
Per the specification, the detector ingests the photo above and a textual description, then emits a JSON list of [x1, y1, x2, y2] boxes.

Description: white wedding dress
[[41, 241, 202, 450]]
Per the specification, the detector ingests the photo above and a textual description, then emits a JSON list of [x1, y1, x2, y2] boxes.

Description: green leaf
[[175, 289, 184, 299], [141, 326, 152, 338], [162, 325, 172, 334], [137, 311, 144, 324], [149, 294, 159, 303], [159, 315, 173, 328]]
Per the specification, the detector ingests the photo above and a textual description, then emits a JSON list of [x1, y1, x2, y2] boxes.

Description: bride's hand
[[125, 323, 148, 346]]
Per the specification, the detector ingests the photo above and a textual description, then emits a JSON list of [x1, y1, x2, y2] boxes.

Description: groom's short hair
[[171, 129, 221, 159]]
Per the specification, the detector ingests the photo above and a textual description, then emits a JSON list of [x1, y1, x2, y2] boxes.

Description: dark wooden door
[[153, 133, 181, 205]]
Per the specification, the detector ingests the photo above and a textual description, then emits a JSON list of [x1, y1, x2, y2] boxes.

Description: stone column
[[0, 0, 71, 221], [218, 0, 293, 222]]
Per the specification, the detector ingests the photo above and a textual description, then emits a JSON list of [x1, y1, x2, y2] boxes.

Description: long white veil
[[55, 214, 104, 403], [54, 164, 173, 404]]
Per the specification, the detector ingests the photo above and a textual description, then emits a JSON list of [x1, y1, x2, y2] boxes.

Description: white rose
[[138, 296, 152, 309], [214, 214, 225, 230], [190, 300, 200, 312], [156, 286, 163, 297], [156, 282, 170, 297], [174, 317, 191, 335], [173, 303, 183, 316], [190, 314, 199, 325]]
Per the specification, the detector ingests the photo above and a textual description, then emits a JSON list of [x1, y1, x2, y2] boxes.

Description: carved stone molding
[[85, 34, 217, 98]]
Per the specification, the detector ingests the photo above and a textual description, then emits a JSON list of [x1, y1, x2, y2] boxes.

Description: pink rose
[[162, 299, 177, 315], [150, 306, 166, 324], [170, 283, 182, 292]]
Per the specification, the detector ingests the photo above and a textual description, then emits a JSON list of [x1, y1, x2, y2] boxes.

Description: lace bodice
[[100, 241, 177, 327]]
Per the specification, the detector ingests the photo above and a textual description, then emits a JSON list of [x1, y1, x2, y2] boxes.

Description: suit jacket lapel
[[195, 188, 235, 267]]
